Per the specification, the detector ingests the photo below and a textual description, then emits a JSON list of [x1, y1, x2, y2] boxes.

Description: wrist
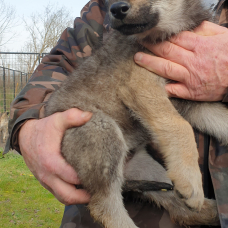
[[18, 119, 38, 153]]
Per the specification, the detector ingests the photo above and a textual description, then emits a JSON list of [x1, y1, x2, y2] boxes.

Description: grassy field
[[0, 148, 64, 228]]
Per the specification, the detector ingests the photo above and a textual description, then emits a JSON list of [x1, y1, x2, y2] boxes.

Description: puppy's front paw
[[169, 165, 204, 211]]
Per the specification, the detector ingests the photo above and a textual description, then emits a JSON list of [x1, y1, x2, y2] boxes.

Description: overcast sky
[[2, 0, 219, 52], [2, 0, 89, 51]]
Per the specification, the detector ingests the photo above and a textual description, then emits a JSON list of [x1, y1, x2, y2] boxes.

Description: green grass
[[0, 148, 64, 227]]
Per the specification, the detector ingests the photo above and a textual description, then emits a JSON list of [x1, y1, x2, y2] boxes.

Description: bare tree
[[21, 4, 73, 74], [0, 0, 17, 47]]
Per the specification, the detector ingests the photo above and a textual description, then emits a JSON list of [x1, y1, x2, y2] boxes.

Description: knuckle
[[38, 172, 48, 185], [192, 36, 202, 52], [164, 60, 173, 77], [170, 33, 182, 43], [65, 110, 77, 123], [161, 42, 173, 57], [63, 198, 73, 206], [57, 191, 75, 205], [169, 86, 179, 97], [190, 91, 197, 100], [53, 112, 63, 122], [199, 20, 208, 30], [41, 158, 55, 174]]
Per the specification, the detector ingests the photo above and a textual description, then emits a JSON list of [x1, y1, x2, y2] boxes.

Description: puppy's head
[[106, 0, 212, 42]]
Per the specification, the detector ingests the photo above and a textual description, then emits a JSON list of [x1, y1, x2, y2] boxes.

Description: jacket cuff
[[4, 103, 45, 154]]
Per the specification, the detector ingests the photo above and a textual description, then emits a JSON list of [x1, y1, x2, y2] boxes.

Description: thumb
[[54, 108, 93, 131]]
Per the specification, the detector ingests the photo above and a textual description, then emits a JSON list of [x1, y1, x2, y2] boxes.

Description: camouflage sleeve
[[219, 0, 228, 103], [4, 0, 107, 154], [209, 1, 228, 226]]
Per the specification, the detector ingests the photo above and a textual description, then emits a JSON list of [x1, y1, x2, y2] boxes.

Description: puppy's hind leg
[[144, 191, 219, 226], [61, 111, 138, 228]]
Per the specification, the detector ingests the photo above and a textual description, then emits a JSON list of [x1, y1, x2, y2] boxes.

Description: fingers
[[54, 158, 81, 185], [134, 52, 193, 99], [44, 175, 90, 205], [38, 156, 91, 205], [149, 22, 228, 55], [134, 52, 190, 82], [170, 22, 228, 50], [19, 113, 91, 206], [143, 40, 194, 67], [135, 21, 228, 101], [169, 22, 228, 50], [55, 108, 93, 131], [193, 21, 228, 36], [169, 31, 200, 51]]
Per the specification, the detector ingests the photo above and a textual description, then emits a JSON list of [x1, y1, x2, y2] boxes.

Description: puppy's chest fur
[[46, 32, 152, 148]]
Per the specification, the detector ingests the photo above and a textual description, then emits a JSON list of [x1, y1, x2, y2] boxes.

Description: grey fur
[[45, 0, 221, 227]]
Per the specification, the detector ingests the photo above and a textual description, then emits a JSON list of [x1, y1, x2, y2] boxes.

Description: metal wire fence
[[0, 52, 48, 73], [0, 52, 48, 113], [0, 66, 30, 113]]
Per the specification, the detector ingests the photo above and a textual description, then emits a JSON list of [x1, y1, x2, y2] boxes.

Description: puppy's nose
[[110, 2, 130, 20]]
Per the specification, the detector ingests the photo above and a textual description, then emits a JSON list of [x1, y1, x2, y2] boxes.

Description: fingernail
[[81, 111, 92, 119], [134, 53, 143, 62]]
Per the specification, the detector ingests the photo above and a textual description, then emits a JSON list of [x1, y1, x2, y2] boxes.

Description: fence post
[[13, 70, 16, 98], [3, 67, 6, 112], [20, 72, 23, 90]]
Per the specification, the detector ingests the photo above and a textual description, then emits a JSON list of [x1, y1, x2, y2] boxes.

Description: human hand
[[18, 108, 92, 205], [134, 21, 228, 101]]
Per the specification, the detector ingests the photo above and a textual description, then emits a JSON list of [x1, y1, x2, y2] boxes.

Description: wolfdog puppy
[[45, 0, 222, 227]]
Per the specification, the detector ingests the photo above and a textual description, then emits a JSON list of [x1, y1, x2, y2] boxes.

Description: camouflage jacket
[[5, 0, 228, 227]]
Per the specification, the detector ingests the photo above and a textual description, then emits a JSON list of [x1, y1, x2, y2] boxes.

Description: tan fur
[[119, 64, 204, 209], [124, 148, 219, 226], [0, 112, 9, 143], [45, 0, 221, 227]]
